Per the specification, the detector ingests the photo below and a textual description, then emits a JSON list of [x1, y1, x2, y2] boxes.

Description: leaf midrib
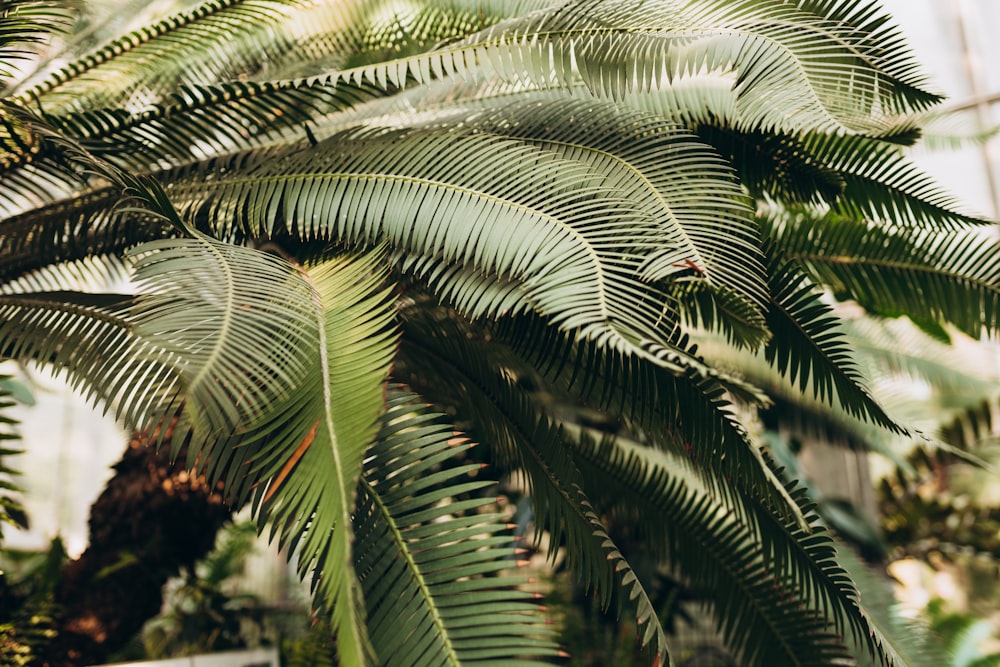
[[358, 476, 463, 667]]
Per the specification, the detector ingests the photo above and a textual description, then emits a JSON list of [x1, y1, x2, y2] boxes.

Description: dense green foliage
[[1, 0, 998, 665]]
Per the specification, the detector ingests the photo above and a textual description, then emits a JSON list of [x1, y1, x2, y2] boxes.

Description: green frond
[[674, 281, 771, 349], [573, 434, 935, 667], [341, 0, 937, 135], [127, 235, 319, 444], [354, 392, 558, 667], [791, 0, 943, 109], [0, 101, 85, 211], [459, 97, 767, 312], [767, 209, 1000, 338], [695, 129, 985, 230], [491, 311, 804, 527], [576, 491, 669, 663], [46, 78, 386, 174], [0, 184, 165, 282], [0, 374, 28, 540], [19, 0, 549, 112], [236, 250, 398, 666], [0, 233, 322, 453], [693, 125, 846, 207], [22, 0, 317, 111], [395, 308, 671, 662], [0, 288, 176, 424], [764, 251, 902, 433], [573, 436, 852, 667], [800, 133, 989, 229]]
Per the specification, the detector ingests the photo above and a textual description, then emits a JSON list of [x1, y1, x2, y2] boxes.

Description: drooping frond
[[411, 95, 768, 312], [697, 129, 986, 230], [767, 209, 1000, 339], [0, 373, 28, 541], [0, 182, 166, 280], [573, 436, 852, 666], [572, 434, 934, 667], [355, 392, 558, 667], [127, 235, 319, 445], [395, 307, 672, 663], [788, 0, 943, 109], [18, 0, 553, 112], [575, 491, 669, 661], [490, 311, 803, 527], [811, 134, 989, 230], [0, 234, 321, 451], [764, 250, 902, 433]]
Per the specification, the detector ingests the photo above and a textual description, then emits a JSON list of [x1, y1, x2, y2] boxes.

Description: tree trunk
[[38, 427, 234, 667]]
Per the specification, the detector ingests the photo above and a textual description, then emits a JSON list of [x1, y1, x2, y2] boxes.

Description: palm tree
[[2, 0, 998, 665]]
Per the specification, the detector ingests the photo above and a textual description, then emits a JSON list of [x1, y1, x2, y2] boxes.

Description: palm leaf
[[767, 209, 1000, 339], [0, 181, 166, 281], [355, 391, 558, 666], [399, 94, 768, 314], [696, 129, 986, 230], [764, 250, 902, 433], [396, 308, 672, 663], [127, 235, 318, 443], [159, 120, 731, 377], [574, 434, 934, 667], [491, 311, 804, 527], [233, 251, 398, 666], [573, 436, 852, 666], [0, 288, 177, 427], [344, 0, 937, 135], [21, 0, 320, 111], [0, 233, 322, 456]]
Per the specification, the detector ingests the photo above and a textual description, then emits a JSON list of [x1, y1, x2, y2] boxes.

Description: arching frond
[[697, 129, 986, 230], [19, 0, 553, 112], [414, 96, 768, 312], [340, 0, 938, 134], [0, 235, 320, 445], [800, 133, 988, 230], [355, 392, 557, 667], [489, 311, 803, 527], [573, 434, 936, 667], [767, 209, 1000, 339], [764, 251, 902, 433], [0, 182, 166, 282], [158, 120, 738, 376]]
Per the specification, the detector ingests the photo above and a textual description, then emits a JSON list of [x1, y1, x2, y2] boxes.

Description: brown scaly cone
[[37, 424, 235, 667]]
